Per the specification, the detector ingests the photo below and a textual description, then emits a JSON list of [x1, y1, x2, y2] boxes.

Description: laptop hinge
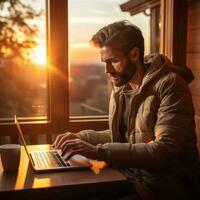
[[29, 153, 36, 166]]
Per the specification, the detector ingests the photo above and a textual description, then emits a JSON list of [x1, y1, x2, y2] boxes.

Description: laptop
[[14, 115, 91, 172]]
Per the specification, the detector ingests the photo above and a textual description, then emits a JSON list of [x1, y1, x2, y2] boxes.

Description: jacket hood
[[112, 54, 194, 94], [143, 54, 194, 84]]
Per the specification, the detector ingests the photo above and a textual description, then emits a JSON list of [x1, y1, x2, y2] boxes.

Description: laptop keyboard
[[33, 151, 69, 169]]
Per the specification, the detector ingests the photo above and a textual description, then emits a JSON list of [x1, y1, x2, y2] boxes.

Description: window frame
[[0, 0, 108, 143], [160, 0, 188, 66], [0, 0, 188, 143]]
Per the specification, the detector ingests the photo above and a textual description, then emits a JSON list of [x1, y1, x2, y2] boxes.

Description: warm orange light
[[89, 160, 107, 174], [32, 45, 47, 66], [69, 44, 100, 63], [33, 177, 51, 188]]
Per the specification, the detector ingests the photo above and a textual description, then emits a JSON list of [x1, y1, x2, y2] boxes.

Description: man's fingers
[[56, 135, 68, 148], [56, 133, 74, 148], [60, 138, 77, 150], [61, 139, 81, 155], [52, 133, 65, 148], [60, 139, 97, 160], [54, 133, 79, 149]]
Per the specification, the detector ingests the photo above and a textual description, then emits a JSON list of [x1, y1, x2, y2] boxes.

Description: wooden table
[[0, 145, 128, 199]]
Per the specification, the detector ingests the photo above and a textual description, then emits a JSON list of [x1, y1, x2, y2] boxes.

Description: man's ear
[[129, 47, 140, 63]]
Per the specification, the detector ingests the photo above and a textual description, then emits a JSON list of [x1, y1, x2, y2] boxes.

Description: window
[[0, 0, 188, 144], [68, 0, 159, 118], [120, 0, 161, 53], [0, 0, 47, 120]]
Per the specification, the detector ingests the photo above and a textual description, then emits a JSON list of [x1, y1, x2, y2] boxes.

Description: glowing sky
[[19, 0, 150, 64], [69, 0, 150, 62]]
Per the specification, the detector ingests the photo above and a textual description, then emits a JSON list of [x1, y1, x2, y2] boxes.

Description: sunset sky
[[22, 0, 150, 65], [68, 0, 150, 63]]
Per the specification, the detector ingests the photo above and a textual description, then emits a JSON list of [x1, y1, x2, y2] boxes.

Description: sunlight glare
[[33, 45, 47, 66]]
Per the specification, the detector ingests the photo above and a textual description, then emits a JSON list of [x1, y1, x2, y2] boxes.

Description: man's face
[[100, 44, 137, 87]]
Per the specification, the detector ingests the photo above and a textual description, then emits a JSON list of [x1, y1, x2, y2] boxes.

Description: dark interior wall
[[187, 0, 200, 151]]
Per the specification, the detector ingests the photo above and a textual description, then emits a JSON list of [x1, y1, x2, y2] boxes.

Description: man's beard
[[110, 59, 137, 87]]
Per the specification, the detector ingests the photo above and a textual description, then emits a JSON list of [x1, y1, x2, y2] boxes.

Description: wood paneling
[[188, 6, 200, 30], [187, 29, 200, 53], [187, 53, 200, 69], [187, 0, 200, 109], [187, 0, 200, 151]]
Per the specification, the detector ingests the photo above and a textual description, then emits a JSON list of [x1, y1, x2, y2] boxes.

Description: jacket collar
[[112, 54, 194, 95]]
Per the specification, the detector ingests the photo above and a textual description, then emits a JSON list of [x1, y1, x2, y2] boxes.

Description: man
[[53, 20, 199, 199]]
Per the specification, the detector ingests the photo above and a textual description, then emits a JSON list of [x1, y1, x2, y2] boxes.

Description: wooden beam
[[150, 5, 160, 53], [172, 0, 188, 65], [160, 0, 188, 66], [120, 0, 160, 15]]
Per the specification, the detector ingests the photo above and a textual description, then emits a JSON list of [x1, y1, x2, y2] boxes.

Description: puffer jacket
[[77, 54, 200, 199]]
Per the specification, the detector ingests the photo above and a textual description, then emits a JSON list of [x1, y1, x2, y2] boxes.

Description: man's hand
[[52, 132, 79, 149], [52, 132, 98, 160], [61, 139, 98, 161]]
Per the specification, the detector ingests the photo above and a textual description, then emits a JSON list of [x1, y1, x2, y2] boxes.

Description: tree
[[0, 0, 45, 118], [0, 0, 43, 62]]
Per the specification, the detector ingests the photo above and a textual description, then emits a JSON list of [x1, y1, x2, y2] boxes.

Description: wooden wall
[[187, 0, 200, 151]]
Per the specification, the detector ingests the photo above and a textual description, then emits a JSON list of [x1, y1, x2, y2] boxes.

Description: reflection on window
[[0, 0, 47, 119], [69, 0, 160, 117]]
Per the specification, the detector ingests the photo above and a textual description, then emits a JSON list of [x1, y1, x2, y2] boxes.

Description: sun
[[32, 45, 47, 66]]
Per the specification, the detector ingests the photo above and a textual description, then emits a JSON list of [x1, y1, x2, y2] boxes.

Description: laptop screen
[[14, 115, 33, 162]]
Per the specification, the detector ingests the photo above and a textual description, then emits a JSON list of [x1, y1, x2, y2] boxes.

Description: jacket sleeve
[[96, 73, 196, 168], [77, 129, 111, 145]]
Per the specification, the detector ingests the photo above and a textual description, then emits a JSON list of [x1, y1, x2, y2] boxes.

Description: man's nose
[[105, 63, 114, 74]]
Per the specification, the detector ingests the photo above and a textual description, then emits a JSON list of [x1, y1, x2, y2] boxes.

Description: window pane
[[69, 0, 160, 117], [0, 0, 47, 119]]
